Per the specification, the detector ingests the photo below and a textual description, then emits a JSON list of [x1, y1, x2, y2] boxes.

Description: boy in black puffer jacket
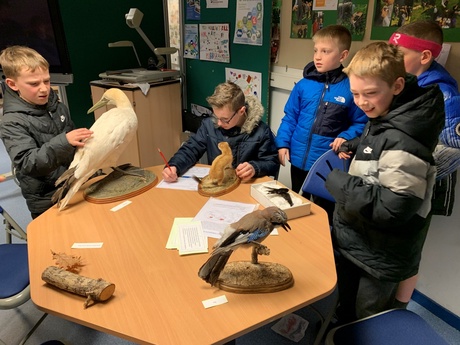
[[326, 42, 444, 324]]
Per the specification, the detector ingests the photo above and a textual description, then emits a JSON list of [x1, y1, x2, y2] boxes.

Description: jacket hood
[[302, 61, 347, 84], [2, 85, 59, 116], [418, 61, 459, 91], [240, 95, 264, 134], [370, 75, 445, 152]]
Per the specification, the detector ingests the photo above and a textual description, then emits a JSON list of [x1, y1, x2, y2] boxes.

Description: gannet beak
[[87, 98, 109, 114]]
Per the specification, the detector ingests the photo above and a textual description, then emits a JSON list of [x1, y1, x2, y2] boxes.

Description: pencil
[[158, 148, 172, 171]]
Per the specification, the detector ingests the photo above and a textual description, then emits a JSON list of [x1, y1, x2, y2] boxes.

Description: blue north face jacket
[[275, 62, 367, 171], [418, 60, 460, 149]]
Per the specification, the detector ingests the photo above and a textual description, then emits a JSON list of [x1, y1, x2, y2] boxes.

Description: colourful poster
[[199, 23, 230, 63], [186, 0, 201, 20], [290, 0, 368, 40], [225, 68, 262, 99], [337, 0, 368, 38], [371, 0, 460, 42], [184, 24, 199, 59], [233, 0, 264, 46]]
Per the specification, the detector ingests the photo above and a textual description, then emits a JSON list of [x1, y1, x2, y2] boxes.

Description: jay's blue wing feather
[[198, 206, 290, 286]]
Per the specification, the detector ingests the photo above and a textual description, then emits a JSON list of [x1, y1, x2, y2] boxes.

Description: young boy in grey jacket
[[0, 46, 92, 218]]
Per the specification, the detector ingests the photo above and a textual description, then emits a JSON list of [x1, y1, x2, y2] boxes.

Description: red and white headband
[[389, 32, 442, 58]]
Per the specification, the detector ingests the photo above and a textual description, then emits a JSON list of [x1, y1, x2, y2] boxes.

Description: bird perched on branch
[[52, 88, 138, 210], [198, 206, 291, 286]]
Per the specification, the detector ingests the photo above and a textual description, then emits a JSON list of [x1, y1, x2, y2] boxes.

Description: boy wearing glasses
[[162, 82, 279, 182]]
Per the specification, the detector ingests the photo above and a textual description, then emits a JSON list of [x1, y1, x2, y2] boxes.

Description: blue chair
[[1, 203, 48, 344], [301, 149, 351, 202], [325, 309, 449, 345], [300, 150, 350, 344]]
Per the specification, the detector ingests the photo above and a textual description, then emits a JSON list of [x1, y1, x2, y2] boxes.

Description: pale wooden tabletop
[[27, 165, 336, 345]]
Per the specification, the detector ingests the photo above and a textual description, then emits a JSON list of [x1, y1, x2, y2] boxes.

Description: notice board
[[184, 1, 273, 122]]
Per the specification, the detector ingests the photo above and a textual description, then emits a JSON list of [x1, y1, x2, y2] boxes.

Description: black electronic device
[[0, 0, 73, 84]]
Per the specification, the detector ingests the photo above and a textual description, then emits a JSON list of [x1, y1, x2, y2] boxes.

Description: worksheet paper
[[156, 166, 210, 191], [193, 198, 258, 238], [166, 217, 194, 249], [166, 218, 208, 255], [177, 221, 208, 255]]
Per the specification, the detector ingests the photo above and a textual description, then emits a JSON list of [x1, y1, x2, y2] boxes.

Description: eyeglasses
[[212, 108, 239, 125]]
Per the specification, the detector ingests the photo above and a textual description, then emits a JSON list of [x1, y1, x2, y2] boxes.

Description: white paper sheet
[[166, 217, 194, 249], [156, 166, 210, 191], [178, 221, 208, 255], [193, 198, 258, 238]]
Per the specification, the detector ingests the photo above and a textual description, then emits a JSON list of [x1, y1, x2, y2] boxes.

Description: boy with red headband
[[389, 20, 460, 308]]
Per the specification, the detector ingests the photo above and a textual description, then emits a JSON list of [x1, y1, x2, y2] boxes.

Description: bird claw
[[256, 245, 270, 256], [251, 244, 270, 264], [111, 165, 146, 181]]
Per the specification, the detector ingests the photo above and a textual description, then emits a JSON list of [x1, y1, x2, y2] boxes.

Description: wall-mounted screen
[[0, 0, 73, 84]]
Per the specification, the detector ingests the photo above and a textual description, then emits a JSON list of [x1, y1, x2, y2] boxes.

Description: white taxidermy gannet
[[52, 88, 138, 210]]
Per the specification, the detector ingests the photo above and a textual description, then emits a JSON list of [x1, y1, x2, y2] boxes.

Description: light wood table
[[27, 166, 336, 345]]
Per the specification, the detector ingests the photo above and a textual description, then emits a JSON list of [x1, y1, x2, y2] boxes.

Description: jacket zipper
[[302, 77, 329, 169], [48, 110, 59, 133]]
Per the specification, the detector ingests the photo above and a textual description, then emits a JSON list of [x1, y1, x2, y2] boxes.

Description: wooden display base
[[84, 166, 157, 204], [197, 168, 241, 197], [216, 261, 294, 293]]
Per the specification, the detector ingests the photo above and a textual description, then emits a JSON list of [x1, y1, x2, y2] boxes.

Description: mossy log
[[42, 266, 115, 308]]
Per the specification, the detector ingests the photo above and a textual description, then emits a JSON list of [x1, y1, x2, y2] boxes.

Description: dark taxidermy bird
[[265, 186, 294, 206], [198, 206, 291, 286]]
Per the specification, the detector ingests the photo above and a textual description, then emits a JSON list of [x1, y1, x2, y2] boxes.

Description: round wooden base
[[197, 168, 241, 197], [216, 261, 294, 293], [84, 167, 157, 204]]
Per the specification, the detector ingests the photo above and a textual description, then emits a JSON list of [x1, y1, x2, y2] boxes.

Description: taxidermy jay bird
[[198, 206, 291, 286], [52, 88, 138, 210]]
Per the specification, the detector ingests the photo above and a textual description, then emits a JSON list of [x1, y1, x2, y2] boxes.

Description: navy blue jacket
[[168, 96, 279, 178]]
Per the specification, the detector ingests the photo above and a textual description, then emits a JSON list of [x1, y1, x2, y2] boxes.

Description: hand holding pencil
[[158, 148, 178, 182]]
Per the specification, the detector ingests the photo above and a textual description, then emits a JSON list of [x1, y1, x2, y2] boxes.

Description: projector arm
[[125, 8, 166, 68]]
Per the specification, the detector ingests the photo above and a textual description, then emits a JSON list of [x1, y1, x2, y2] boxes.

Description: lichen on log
[[42, 266, 115, 308]]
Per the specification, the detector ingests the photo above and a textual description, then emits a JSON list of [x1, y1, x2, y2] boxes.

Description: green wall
[[184, 1, 272, 121], [59, 0, 165, 128]]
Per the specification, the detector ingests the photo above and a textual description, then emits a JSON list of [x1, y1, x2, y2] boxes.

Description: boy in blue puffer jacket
[[275, 25, 367, 220]]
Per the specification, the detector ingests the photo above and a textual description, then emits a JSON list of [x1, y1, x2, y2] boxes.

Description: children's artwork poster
[[371, 0, 460, 42], [184, 24, 199, 59], [233, 0, 264, 46], [290, 0, 368, 40], [206, 0, 228, 8], [186, 0, 201, 20], [225, 68, 262, 99], [199, 23, 230, 63]]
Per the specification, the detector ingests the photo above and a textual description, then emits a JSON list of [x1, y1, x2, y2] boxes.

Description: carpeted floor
[[1, 290, 459, 345]]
